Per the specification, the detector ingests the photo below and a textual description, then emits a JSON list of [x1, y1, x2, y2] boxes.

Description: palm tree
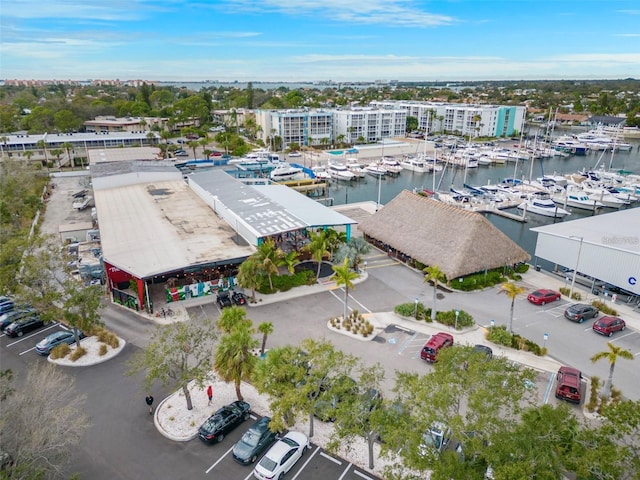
[[257, 322, 274, 355], [62, 142, 74, 168], [304, 230, 330, 280], [214, 326, 259, 401], [255, 238, 281, 292], [236, 257, 261, 302], [23, 150, 34, 163], [331, 258, 359, 320], [591, 342, 634, 399], [218, 306, 251, 334], [499, 281, 525, 333], [187, 140, 199, 159], [50, 148, 64, 169], [281, 250, 300, 274], [36, 139, 49, 167], [423, 265, 446, 322], [160, 130, 172, 159]]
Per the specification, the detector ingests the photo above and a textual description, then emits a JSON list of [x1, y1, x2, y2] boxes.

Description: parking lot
[[172, 411, 381, 480]]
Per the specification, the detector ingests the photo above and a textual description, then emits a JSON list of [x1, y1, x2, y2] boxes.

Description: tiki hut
[[358, 190, 530, 280]]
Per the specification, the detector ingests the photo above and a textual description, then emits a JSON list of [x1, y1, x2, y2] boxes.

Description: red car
[[592, 316, 626, 337], [555, 366, 582, 404], [420, 332, 454, 363], [527, 289, 561, 305]]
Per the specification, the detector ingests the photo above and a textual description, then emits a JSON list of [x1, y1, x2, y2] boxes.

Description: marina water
[[322, 137, 640, 265]]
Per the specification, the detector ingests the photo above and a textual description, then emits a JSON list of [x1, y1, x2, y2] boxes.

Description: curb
[[154, 395, 198, 442], [48, 336, 127, 367]]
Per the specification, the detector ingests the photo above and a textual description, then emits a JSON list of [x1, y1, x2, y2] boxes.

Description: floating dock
[[437, 194, 527, 222]]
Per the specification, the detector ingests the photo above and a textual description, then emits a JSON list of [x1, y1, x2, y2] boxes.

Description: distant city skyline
[[2, 0, 640, 82]]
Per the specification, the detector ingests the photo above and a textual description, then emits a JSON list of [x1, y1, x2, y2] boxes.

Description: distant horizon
[[3, 77, 639, 85], [2, 1, 639, 81]]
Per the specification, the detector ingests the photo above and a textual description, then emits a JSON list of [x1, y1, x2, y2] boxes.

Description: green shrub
[[70, 346, 87, 361], [435, 309, 474, 329], [50, 343, 70, 359], [591, 300, 618, 316], [450, 270, 507, 291], [487, 326, 544, 356], [257, 270, 316, 294], [515, 263, 530, 274], [487, 325, 512, 346], [394, 302, 431, 321]]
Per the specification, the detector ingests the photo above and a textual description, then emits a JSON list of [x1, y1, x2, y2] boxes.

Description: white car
[[288, 151, 302, 157], [253, 431, 309, 480]]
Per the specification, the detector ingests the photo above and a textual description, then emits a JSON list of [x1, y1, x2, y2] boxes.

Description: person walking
[[206, 385, 213, 406], [145, 393, 154, 415]]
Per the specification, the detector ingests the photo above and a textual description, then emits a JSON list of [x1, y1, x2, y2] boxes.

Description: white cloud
[[219, 0, 457, 27]]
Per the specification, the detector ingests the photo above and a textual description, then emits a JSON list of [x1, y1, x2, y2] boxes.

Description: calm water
[[325, 136, 640, 265]]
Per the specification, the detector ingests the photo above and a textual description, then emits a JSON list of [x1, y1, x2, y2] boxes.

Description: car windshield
[[424, 347, 436, 355], [241, 431, 260, 447], [281, 437, 299, 448], [258, 456, 277, 471]]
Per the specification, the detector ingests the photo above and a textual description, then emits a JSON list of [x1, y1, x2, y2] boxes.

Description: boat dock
[[437, 194, 527, 222]]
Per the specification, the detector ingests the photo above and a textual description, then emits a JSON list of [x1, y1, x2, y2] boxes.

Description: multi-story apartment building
[[370, 101, 526, 138], [255, 106, 406, 149], [84, 116, 199, 133]]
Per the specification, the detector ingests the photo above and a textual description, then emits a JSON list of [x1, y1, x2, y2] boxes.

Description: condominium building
[[370, 101, 526, 138], [255, 106, 406, 149]]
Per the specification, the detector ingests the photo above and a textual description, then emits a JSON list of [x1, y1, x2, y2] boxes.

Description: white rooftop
[[189, 170, 357, 237], [88, 147, 161, 164], [531, 208, 640, 253]]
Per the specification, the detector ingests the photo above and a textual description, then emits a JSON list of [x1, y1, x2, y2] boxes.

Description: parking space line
[[19, 346, 37, 356], [397, 332, 417, 355], [320, 451, 342, 465], [338, 463, 353, 480], [6, 323, 59, 348], [205, 446, 233, 474], [243, 470, 254, 480], [291, 445, 320, 480], [609, 332, 637, 342], [354, 470, 376, 480], [543, 372, 555, 404]]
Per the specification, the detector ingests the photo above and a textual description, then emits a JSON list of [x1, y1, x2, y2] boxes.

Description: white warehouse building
[[531, 208, 640, 297]]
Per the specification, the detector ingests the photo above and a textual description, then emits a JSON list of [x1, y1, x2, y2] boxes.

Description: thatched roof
[[358, 190, 530, 280]]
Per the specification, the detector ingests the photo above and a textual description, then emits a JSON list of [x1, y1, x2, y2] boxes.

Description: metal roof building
[[531, 208, 640, 296], [188, 170, 358, 246]]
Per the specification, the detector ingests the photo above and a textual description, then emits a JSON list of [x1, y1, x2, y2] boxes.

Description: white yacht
[[381, 157, 402, 175], [365, 162, 387, 178], [311, 165, 332, 181], [270, 163, 306, 182], [345, 158, 366, 178], [580, 184, 630, 208], [328, 162, 356, 181], [552, 188, 604, 211], [518, 191, 571, 218], [400, 156, 431, 173]]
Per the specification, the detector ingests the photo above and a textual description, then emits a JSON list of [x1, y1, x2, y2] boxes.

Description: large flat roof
[[88, 147, 161, 164], [94, 179, 255, 278], [531, 208, 640, 253], [189, 170, 356, 237]]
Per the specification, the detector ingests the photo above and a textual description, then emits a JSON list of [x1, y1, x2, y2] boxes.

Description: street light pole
[[569, 236, 584, 299], [455, 310, 460, 330], [414, 298, 419, 318]]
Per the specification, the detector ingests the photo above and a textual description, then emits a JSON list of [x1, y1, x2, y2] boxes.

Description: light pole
[[490, 319, 495, 334], [543, 332, 549, 349], [569, 236, 584, 299], [455, 310, 460, 330], [414, 298, 419, 318]]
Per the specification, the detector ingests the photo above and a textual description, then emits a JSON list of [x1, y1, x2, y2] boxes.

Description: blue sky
[[2, 0, 639, 82]]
